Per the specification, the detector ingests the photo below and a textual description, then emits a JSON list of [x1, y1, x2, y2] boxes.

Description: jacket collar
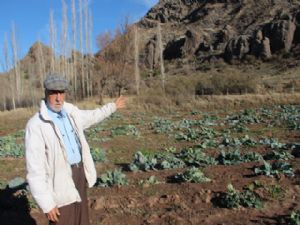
[[40, 100, 51, 121]]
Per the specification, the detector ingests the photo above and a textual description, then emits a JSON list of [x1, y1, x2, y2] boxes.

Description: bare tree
[[113, 18, 135, 96], [134, 24, 140, 95], [95, 31, 113, 104], [79, 0, 85, 98], [3, 34, 15, 110], [95, 18, 134, 97], [157, 22, 165, 91], [88, 9, 94, 97], [28, 62, 37, 107], [11, 22, 21, 104], [84, 0, 93, 98], [71, 0, 78, 98], [49, 10, 57, 73], [36, 41, 46, 89], [94, 58, 110, 105], [61, 0, 68, 78], [96, 31, 112, 51]]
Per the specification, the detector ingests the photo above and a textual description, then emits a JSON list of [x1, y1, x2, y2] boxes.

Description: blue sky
[[0, 0, 158, 69]]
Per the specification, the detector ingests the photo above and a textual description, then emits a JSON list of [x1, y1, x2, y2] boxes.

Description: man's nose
[[55, 93, 62, 101]]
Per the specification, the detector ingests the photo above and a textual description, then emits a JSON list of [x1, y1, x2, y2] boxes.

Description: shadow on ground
[[0, 185, 37, 225]]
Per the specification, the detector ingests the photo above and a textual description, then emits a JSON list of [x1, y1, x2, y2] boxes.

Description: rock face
[[145, 36, 160, 71], [138, 0, 300, 66], [224, 35, 251, 61], [251, 30, 272, 59], [263, 19, 296, 53], [163, 30, 200, 60], [182, 30, 201, 57]]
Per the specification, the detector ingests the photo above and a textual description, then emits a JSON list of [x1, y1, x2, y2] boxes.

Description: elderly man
[[25, 74, 125, 225]]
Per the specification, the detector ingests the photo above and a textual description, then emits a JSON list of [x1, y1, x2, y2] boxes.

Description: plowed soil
[[1, 105, 299, 225]]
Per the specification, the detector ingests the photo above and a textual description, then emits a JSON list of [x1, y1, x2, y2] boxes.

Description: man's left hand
[[115, 95, 126, 109]]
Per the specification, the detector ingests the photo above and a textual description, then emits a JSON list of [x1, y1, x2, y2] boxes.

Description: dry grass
[[0, 92, 299, 136], [0, 107, 37, 134], [193, 93, 300, 110], [134, 93, 300, 113]]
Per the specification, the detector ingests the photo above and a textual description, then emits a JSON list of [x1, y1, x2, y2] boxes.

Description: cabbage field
[[0, 104, 299, 225]]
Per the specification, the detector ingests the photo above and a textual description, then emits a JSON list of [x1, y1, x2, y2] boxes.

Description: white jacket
[[25, 100, 116, 213]]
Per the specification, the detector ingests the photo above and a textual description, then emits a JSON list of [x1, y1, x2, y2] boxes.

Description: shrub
[[90, 147, 107, 163], [210, 72, 258, 95], [176, 148, 217, 167], [96, 169, 128, 187], [138, 175, 160, 186], [254, 161, 294, 177], [173, 167, 211, 183], [111, 125, 139, 137], [129, 151, 186, 171], [0, 136, 24, 158], [217, 184, 263, 208], [129, 151, 157, 172]]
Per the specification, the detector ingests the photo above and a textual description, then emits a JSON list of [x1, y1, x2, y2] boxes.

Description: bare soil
[[0, 103, 299, 225], [28, 159, 300, 225]]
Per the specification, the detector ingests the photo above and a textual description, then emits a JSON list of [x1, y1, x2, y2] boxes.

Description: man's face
[[46, 90, 66, 112]]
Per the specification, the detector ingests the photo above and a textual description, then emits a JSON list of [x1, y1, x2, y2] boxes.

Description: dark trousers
[[49, 163, 90, 225]]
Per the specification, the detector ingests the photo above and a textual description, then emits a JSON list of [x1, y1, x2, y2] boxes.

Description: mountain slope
[[137, 0, 300, 68]]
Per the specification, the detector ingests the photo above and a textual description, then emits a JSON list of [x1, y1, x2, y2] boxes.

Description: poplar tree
[[49, 10, 57, 73], [11, 22, 21, 104], [71, 0, 78, 98], [61, 0, 68, 78], [88, 10, 94, 97], [3, 34, 15, 110], [36, 41, 46, 89], [84, 0, 90, 97], [79, 0, 85, 98], [157, 22, 165, 91], [134, 25, 140, 95]]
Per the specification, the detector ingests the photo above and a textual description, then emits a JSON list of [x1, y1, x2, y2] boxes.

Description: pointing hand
[[115, 95, 126, 109]]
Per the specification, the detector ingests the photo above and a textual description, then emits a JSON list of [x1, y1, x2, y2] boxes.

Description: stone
[[224, 35, 252, 62], [263, 19, 296, 52]]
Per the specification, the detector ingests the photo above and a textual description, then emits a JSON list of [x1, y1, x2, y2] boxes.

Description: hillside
[[137, 0, 300, 66]]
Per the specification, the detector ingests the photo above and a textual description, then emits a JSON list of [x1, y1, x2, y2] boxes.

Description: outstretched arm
[[72, 95, 127, 130]]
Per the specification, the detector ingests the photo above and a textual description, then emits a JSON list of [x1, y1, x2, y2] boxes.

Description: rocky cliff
[[137, 0, 300, 70]]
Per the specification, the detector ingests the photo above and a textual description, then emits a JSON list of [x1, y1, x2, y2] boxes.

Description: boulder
[[251, 30, 272, 59], [182, 30, 201, 57], [163, 29, 201, 60], [145, 36, 160, 71], [197, 42, 213, 53], [213, 25, 237, 50], [261, 37, 272, 59], [224, 35, 252, 62], [251, 30, 263, 57], [263, 19, 296, 53]]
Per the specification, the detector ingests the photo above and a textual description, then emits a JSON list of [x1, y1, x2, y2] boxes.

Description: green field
[[0, 98, 299, 224]]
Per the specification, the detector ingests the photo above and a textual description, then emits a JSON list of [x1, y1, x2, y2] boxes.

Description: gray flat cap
[[44, 74, 69, 91]]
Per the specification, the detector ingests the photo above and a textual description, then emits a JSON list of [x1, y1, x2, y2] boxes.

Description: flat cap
[[44, 74, 69, 91]]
